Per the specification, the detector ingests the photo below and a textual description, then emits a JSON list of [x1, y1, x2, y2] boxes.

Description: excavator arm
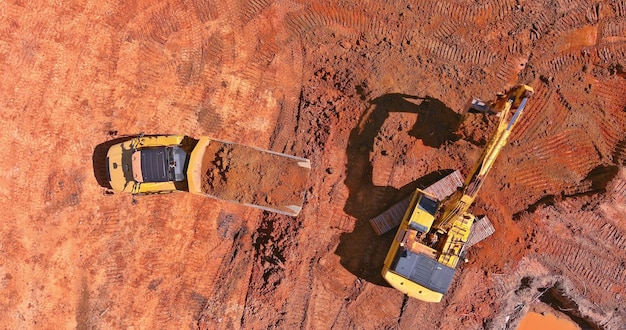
[[433, 85, 534, 233]]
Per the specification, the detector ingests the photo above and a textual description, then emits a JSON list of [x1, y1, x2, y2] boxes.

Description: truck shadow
[[336, 93, 461, 286]]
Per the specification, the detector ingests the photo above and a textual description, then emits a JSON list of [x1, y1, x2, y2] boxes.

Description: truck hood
[[107, 141, 137, 193]]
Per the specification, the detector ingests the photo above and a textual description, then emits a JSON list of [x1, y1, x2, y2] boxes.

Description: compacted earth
[[1, 0, 625, 329]]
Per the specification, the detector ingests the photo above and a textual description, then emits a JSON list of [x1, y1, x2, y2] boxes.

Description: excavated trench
[[537, 284, 601, 330]]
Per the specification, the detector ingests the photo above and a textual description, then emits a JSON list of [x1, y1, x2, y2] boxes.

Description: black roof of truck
[[140, 146, 188, 183], [140, 147, 170, 182]]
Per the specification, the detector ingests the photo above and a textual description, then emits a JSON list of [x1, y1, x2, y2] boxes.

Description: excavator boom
[[434, 85, 533, 232]]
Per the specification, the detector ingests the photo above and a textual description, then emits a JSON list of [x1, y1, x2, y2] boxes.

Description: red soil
[[1, 0, 625, 329]]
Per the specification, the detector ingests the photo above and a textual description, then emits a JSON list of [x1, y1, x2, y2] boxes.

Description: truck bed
[[187, 137, 311, 216]]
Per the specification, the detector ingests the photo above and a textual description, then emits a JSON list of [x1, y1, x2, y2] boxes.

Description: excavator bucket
[[187, 138, 311, 216]]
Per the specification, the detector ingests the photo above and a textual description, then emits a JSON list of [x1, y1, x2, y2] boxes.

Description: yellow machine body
[[104, 134, 311, 216], [106, 135, 186, 194]]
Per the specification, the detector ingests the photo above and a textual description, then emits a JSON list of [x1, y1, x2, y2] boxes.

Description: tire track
[[491, 259, 552, 296], [149, 208, 229, 328], [322, 4, 366, 30], [0, 4, 25, 42], [154, 292, 176, 326], [556, 0, 585, 7], [609, 0, 626, 17], [543, 51, 591, 76], [546, 129, 600, 178], [240, 0, 272, 25], [599, 222, 626, 251], [198, 226, 253, 328], [553, 4, 599, 34], [609, 173, 626, 201], [535, 233, 626, 293], [174, 42, 205, 87], [527, 10, 554, 42], [170, 54, 207, 132], [371, 156, 394, 187], [510, 129, 600, 199], [426, 39, 496, 66], [491, 0, 515, 19], [285, 3, 390, 40], [200, 33, 225, 78], [280, 280, 313, 328], [43, 170, 84, 211], [196, 34, 229, 134], [601, 17, 626, 39], [134, 40, 175, 88], [510, 82, 554, 141], [432, 19, 460, 40], [284, 9, 326, 36], [511, 168, 552, 195], [267, 42, 304, 154], [432, 1, 477, 23], [103, 252, 126, 285], [239, 39, 281, 84], [145, 3, 183, 45], [495, 55, 526, 86], [590, 77, 626, 154], [0, 224, 26, 269], [551, 201, 626, 251], [127, 2, 199, 80], [139, 4, 206, 133], [422, 0, 503, 26], [552, 131, 600, 178], [187, 0, 219, 23], [102, 1, 144, 30], [99, 205, 122, 234], [308, 281, 345, 329], [596, 42, 626, 63], [614, 138, 626, 165], [135, 217, 171, 282], [550, 90, 573, 130], [592, 76, 626, 115], [594, 113, 626, 158]]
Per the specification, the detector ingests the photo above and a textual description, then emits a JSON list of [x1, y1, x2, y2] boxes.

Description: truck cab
[[106, 135, 194, 194]]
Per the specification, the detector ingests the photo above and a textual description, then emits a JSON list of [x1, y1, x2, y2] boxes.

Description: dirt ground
[[1, 0, 625, 329]]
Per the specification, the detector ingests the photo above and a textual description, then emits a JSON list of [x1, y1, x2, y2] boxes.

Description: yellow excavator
[[379, 85, 534, 302]]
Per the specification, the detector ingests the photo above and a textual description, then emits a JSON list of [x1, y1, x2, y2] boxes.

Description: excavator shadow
[[335, 93, 461, 286]]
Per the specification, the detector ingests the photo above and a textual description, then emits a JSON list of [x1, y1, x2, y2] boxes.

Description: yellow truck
[[378, 85, 534, 302], [105, 134, 311, 216]]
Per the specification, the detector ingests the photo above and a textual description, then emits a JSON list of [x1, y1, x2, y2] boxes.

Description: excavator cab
[[406, 191, 440, 233]]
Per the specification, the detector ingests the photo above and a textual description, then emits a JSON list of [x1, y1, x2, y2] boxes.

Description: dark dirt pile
[[199, 141, 310, 213]]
